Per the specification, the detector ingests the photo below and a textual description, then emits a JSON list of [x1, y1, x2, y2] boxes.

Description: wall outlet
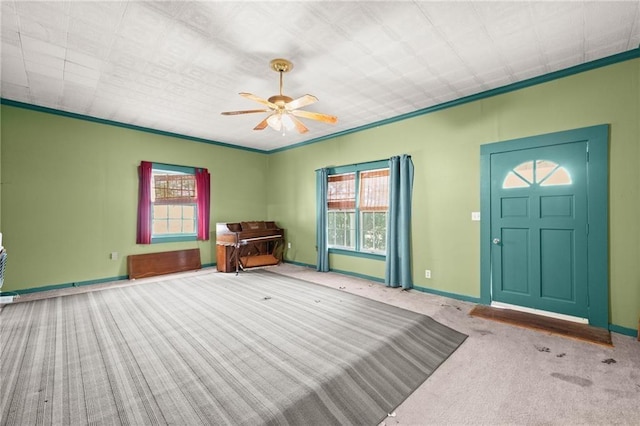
[[425, 270, 431, 279], [287, 242, 291, 249], [110, 252, 118, 260], [471, 212, 481, 221]]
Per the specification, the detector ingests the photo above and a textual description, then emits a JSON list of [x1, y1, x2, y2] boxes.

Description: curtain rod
[[151, 161, 208, 171], [315, 155, 411, 172]]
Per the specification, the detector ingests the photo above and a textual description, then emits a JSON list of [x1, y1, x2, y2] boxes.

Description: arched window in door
[[503, 160, 572, 189]]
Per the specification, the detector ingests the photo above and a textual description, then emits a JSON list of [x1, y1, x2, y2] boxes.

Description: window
[[503, 160, 572, 189], [136, 161, 210, 244], [326, 162, 389, 255], [152, 166, 197, 239]]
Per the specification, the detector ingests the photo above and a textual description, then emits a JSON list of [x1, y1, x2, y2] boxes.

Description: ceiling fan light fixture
[[281, 113, 295, 131], [267, 111, 296, 134], [267, 113, 282, 131], [221, 58, 337, 134]]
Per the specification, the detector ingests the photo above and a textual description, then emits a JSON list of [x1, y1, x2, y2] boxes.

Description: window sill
[[151, 235, 197, 244], [328, 247, 385, 260]]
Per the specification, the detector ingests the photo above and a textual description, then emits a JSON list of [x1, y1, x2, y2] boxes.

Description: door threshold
[[490, 301, 588, 324], [471, 305, 612, 346]]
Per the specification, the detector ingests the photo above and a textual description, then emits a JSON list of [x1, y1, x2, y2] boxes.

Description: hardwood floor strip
[[470, 305, 612, 346]]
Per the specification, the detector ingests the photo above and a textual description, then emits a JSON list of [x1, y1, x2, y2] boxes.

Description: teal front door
[[490, 142, 589, 318]]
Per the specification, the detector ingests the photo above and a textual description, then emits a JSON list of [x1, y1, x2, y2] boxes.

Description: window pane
[[168, 205, 182, 218], [327, 212, 336, 246], [335, 212, 346, 246], [513, 161, 534, 184], [503, 171, 530, 189], [362, 212, 373, 230], [183, 205, 195, 219], [328, 173, 355, 210], [168, 219, 183, 233], [346, 212, 355, 248], [362, 212, 373, 250], [360, 169, 389, 211], [540, 167, 572, 186], [376, 212, 387, 251], [535, 160, 557, 183], [153, 205, 168, 219], [153, 173, 196, 204], [153, 221, 168, 234], [328, 211, 355, 249], [361, 211, 386, 252], [183, 219, 195, 233]]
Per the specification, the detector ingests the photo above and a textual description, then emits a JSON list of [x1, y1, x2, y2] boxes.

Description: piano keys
[[216, 221, 285, 273]]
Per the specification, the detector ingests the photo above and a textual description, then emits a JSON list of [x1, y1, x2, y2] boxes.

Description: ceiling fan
[[221, 58, 337, 134]]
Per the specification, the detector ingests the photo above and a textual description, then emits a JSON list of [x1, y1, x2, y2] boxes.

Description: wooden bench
[[127, 248, 201, 279]]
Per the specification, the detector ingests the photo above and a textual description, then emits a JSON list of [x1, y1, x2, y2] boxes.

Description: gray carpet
[[0, 270, 466, 425]]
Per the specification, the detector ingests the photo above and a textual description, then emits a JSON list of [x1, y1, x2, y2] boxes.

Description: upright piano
[[216, 221, 285, 273]]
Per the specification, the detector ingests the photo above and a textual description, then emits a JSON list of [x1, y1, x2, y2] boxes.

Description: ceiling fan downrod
[[269, 59, 294, 106]]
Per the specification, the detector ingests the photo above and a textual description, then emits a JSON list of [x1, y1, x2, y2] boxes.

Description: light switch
[[471, 212, 481, 221]]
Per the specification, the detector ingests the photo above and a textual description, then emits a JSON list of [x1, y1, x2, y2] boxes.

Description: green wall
[[268, 58, 640, 330], [0, 106, 269, 291], [0, 105, 3, 231], [1, 58, 638, 331]]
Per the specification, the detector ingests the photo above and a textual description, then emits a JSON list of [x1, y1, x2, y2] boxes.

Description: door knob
[[493, 238, 501, 245]]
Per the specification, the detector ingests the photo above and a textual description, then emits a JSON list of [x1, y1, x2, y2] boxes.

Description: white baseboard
[[0, 295, 15, 304]]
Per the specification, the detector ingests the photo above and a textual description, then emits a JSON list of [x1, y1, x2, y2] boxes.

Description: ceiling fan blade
[[291, 109, 338, 124], [285, 94, 318, 111], [240, 92, 278, 109], [253, 115, 272, 130], [221, 109, 270, 115], [290, 115, 309, 134]]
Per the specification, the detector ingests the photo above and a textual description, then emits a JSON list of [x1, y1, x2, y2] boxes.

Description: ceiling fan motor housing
[[268, 95, 294, 107]]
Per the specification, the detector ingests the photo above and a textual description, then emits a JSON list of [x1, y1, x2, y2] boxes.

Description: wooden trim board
[[127, 249, 201, 279]]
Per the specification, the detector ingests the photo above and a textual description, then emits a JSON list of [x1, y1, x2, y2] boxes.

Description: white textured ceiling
[[2, 1, 639, 152]]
